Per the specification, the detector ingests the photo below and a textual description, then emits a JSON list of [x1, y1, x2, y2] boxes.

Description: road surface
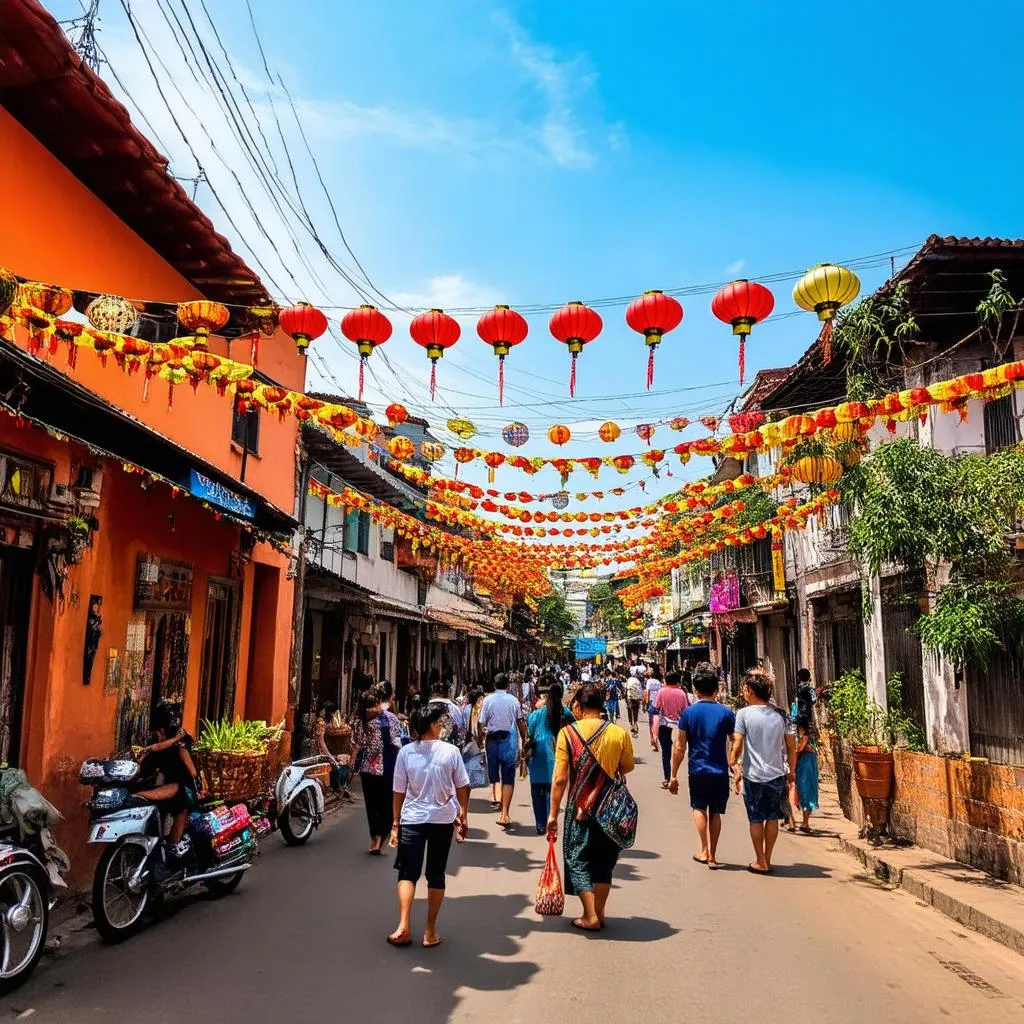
[[12, 744, 1024, 1022]]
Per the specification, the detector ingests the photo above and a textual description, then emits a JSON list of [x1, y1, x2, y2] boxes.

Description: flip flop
[[422, 936, 443, 948], [707, 861, 720, 871], [571, 918, 601, 932], [387, 934, 412, 947], [692, 854, 709, 864], [747, 864, 771, 875]]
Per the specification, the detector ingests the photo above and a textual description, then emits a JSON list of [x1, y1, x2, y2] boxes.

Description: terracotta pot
[[851, 746, 894, 801]]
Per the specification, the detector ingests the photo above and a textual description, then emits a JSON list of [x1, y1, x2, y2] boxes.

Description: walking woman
[[350, 689, 403, 854], [526, 680, 574, 834], [547, 681, 634, 931], [652, 670, 689, 789], [387, 703, 470, 949], [794, 716, 819, 832]]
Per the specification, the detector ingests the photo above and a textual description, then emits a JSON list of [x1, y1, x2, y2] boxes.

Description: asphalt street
[[10, 744, 1024, 1023]]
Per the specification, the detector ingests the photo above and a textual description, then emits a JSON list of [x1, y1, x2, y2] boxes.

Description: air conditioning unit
[[48, 482, 73, 508]]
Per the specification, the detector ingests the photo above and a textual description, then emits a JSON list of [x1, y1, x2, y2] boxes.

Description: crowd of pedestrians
[[326, 654, 821, 946]]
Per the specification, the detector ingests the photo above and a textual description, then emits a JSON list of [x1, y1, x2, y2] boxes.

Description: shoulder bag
[[570, 723, 638, 851]]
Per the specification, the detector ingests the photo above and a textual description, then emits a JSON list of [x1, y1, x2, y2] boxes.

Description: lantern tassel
[[358, 356, 366, 401], [738, 336, 746, 387], [167, 381, 174, 411], [67, 341, 77, 370], [430, 361, 437, 401], [142, 375, 150, 402], [646, 347, 655, 391], [498, 356, 505, 406], [820, 319, 833, 365], [250, 331, 259, 367], [569, 353, 577, 398]]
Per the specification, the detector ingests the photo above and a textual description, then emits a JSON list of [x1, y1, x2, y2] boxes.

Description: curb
[[837, 834, 1024, 958]]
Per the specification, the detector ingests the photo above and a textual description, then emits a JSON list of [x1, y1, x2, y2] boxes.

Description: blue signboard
[[574, 636, 607, 659], [188, 470, 257, 520]]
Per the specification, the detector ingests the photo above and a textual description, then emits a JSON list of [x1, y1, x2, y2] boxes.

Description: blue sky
[[48, 0, 1024, 502]]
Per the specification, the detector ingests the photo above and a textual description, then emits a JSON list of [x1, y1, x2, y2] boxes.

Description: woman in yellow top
[[547, 681, 635, 931]]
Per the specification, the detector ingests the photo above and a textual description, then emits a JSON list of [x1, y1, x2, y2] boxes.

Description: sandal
[[571, 917, 601, 932], [660, 781, 669, 790], [422, 936, 443, 948], [387, 933, 412, 947]]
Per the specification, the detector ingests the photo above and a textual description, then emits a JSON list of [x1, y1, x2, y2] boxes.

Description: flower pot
[[851, 746, 894, 801]]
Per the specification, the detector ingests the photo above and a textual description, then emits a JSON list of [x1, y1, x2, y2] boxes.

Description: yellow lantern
[[792, 263, 860, 364], [386, 436, 415, 460], [86, 294, 139, 334], [447, 417, 476, 440], [420, 441, 445, 463], [791, 455, 843, 485]]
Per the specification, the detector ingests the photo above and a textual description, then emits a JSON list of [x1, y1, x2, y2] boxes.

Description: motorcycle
[[81, 758, 256, 943], [273, 756, 329, 846]]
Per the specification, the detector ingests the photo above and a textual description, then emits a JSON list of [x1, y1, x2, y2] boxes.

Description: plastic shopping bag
[[534, 836, 565, 916]]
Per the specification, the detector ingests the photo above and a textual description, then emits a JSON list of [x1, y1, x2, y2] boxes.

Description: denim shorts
[[743, 776, 788, 823], [486, 732, 517, 786], [688, 772, 730, 815]]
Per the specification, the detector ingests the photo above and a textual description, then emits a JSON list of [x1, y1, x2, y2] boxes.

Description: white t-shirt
[[393, 740, 470, 825], [735, 704, 796, 783]]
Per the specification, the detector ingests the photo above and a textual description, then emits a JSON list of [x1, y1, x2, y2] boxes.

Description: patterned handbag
[[593, 773, 638, 850]]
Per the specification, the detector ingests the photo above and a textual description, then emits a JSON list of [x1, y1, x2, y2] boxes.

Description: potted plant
[[826, 669, 925, 828], [65, 514, 91, 565], [195, 719, 284, 802]]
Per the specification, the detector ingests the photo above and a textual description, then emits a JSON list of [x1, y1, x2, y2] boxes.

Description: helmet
[[150, 699, 183, 736]]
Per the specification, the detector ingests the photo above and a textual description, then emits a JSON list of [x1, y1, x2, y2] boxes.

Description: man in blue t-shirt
[[669, 662, 736, 869]]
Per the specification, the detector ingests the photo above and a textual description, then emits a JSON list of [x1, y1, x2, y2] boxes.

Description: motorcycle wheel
[[279, 788, 316, 846], [0, 865, 49, 995], [204, 871, 244, 896], [93, 843, 150, 943]]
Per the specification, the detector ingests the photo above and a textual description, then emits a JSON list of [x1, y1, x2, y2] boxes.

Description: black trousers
[[361, 772, 394, 839], [658, 724, 675, 781], [395, 822, 455, 889]]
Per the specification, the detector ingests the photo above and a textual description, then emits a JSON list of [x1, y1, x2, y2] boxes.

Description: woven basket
[[324, 723, 352, 757], [198, 749, 268, 802]]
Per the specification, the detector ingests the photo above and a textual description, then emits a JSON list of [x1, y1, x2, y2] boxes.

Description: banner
[[771, 541, 786, 593], [574, 636, 607, 659]]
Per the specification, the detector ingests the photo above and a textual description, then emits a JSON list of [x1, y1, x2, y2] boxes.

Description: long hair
[[545, 681, 564, 735]]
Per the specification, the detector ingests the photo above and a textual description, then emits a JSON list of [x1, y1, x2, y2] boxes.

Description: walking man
[[669, 662, 735, 869], [729, 671, 797, 874], [478, 673, 527, 829], [624, 670, 643, 737]]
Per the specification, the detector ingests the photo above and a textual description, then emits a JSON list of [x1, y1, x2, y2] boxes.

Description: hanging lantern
[[552, 491, 570, 510], [420, 441, 445, 463], [447, 417, 477, 440], [711, 280, 775, 386], [502, 422, 530, 448], [625, 290, 683, 390], [792, 264, 860, 365], [341, 304, 393, 400], [791, 455, 844, 485], [599, 421, 621, 443], [86, 294, 138, 335], [0, 268, 17, 318], [279, 302, 328, 356], [454, 448, 476, 464], [484, 450, 505, 483], [549, 300, 602, 397], [477, 305, 528, 406], [177, 299, 229, 351], [17, 282, 73, 355], [410, 308, 461, 400], [243, 305, 278, 366], [635, 423, 656, 444], [548, 424, 571, 446], [386, 436, 415, 461], [385, 403, 409, 427]]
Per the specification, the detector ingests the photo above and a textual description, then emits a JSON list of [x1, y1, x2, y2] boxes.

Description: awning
[[370, 595, 426, 623], [426, 609, 488, 638]]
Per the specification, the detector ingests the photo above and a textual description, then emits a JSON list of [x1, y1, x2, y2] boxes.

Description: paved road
[[12, 746, 1024, 1022]]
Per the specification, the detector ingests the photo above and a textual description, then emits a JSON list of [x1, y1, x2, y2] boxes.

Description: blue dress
[[526, 707, 573, 785], [795, 745, 819, 812]]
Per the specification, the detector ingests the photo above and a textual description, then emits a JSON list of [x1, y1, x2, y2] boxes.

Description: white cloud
[[725, 260, 746, 275]]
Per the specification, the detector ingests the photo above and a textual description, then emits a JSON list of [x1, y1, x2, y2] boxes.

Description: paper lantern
[[502, 422, 530, 448], [549, 301, 602, 397], [278, 302, 328, 357], [387, 436, 415, 460], [599, 421, 621, 443], [17, 282, 73, 354], [477, 305, 528, 405], [447, 417, 477, 440], [793, 264, 861, 365], [86, 294, 138, 335], [791, 455, 843, 485], [177, 299, 229, 351], [548, 424, 571, 446], [552, 492, 570, 509], [454, 448, 476, 464], [341, 304, 392, 399], [625, 290, 683, 389], [635, 423, 656, 444], [243, 305, 279, 366], [385, 403, 409, 427], [0, 268, 16, 317], [711, 280, 775, 385], [420, 441, 445, 463], [410, 308, 461, 400]]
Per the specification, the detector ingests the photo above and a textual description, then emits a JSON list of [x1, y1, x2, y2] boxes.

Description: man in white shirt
[[478, 674, 527, 828]]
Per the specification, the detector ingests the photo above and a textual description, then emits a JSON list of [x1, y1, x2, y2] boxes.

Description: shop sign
[[647, 625, 671, 641], [188, 470, 257, 520], [574, 636, 607, 658]]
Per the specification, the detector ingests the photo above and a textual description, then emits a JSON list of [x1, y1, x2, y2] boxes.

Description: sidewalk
[[817, 779, 1024, 957]]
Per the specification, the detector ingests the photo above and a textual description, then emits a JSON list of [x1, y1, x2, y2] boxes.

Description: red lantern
[[625, 290, 683, 390], [177, 299, 229, 352], [477, 305, 528, 406], [710, 280, 775, 386], [410, 308, 461, 400], [549, 301, 602, 398], [279, 302, 328, 356], [341, 304, 393, 400], [385, 403, 409, 427]]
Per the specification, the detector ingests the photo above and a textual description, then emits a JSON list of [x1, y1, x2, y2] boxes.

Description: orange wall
[[0, 105, 306, 513]]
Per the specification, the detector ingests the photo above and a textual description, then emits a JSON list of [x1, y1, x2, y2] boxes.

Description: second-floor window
[[380, 527, 395, 563], [344, 509, 371, 555], [231, 406, 260, 455]]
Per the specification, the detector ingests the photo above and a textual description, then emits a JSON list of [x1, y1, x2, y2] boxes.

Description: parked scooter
[[273, 756, 329, 846], [81, 758, 256, 942]]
